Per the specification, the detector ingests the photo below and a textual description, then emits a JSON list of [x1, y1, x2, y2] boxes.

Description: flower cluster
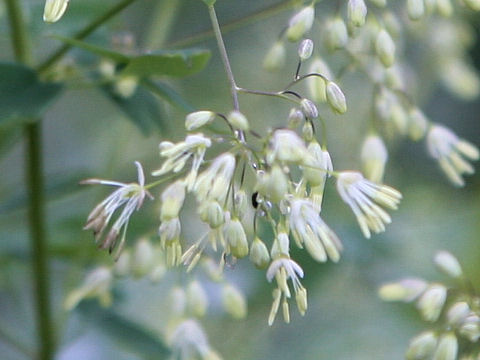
[[379, 251, 480, 360]]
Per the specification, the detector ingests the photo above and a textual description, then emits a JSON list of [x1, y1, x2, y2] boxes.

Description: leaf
[[76, 301, 170, 359], [51, 36, 129, 63], [142, 79, 195, 112], [103, 86, 165, 135], [0, 63, 63, 124], [120, 49, 211, 78]]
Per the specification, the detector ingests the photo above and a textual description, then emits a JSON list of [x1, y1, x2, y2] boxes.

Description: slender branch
[[208, 5, 239, 111], [4, 0, 32, 64], [37, 0, 140, 74], [144, 0, 181, 50]]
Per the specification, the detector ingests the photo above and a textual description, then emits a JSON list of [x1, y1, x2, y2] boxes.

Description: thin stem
[[208, 5, 239, 111], [236, 87, 301, 106], [5, 1, 54, 359], [37, 0, 140, 74], [144, 0, 181, 50]]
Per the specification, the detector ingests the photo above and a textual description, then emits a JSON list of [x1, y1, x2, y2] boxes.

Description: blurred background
[[0, 0, 480, 359]]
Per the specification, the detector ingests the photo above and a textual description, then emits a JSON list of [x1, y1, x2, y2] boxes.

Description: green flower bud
[[199, 201, 225, 228], [434, 250, 463, 278], [326, 81, 347, 114], [447, 302, 470, 326], [307, 58, 333, 103], [43, 0, 69, 23], [416, 283, 447, 322], [406, 331, 437, 360], [432, 333, 457, 360], [286, 6, 315, 42], [376, 30, 395, 68], [459, 315, 480, 342], [227, 110, 250, 131], [408, 108, 429, 141], [160, 181, 186, 221], [298, 39, 314, 61], [250, 237, 270, 269], [288, 108, 305, 128], [348, 0, 368, 27], [301, 98, 319, 119], [132, 238, 155, 277], [186, 280, 208, 318], [378, 278, 427, 302], [225, 218, 249, 258], [383, 11, 402, 39], [113, 76, 138, 98], [437, 0, 453, 17], [222, 284, 247, 319], [185, 111, 216, 131], [302, 121, 314, 142], [407, 0, 425, 20], [361, 135, 388, 183], [325, 18, 348, 51], [234, 190, 248, 220], [263, 41, 286, 71]]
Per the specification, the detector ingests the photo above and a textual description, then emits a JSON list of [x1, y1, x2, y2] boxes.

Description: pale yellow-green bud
[[378, 278, 427, 302], [437, 0, 453, 17], [295, 287, 308, 316], [390, 103, 408, 135], [186, 280, 208, 318], [459, 315, 480, 342], [407, 0, 425, 20], [113, 249, 131, 277], [185, 111, 216, 131], [325, 18, 348, 51], [447, 302, 470, 326], [269, 165, 289, 203], [300, 98, 318, 119], [286, 6, 315, 42], [98, 60, 116, 79], [303, 142, 332, 186], [376, 30, 395, 68], [224, 218, 249, 258], [168, 286, 187, 316], [432, 333, 457, 360], [234, 190, 248, 220], [298, 39, 314, 60], [408, 108, 429, 141], [160, 181, 186, 221], [383, 11, 402, 39], [222, 284, 247, 319], [406, 331, 437, 360], [43, 0, 69, 23], [326, 81, 347, 114], [464, 0, 480, 11], [227, 110, 249, 131], [348, 0, 368, 27], [440, 59, 480, 101], [416, 283, 447, 322], [434, 250, 463, 278], [271, 231, 290, 258], [263, 41, 286, 71], [288, 108, 305, 128], [361, 135, 388, 183], [199, 201, 225, 228], [302, 121, 314, 142], [249, 237, 271, 269], [113, 76, 138, 98], [307, 58, 333, 103], [132, 238, 155, 277]]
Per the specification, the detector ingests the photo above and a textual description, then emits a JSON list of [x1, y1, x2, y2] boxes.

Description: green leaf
[[120, 49, 211, 78], [51, 36, 129, 63], [142, 79, 195, 112], [0, 63, 63, 124], [77, 301, 170, 359], [103, 86, 165, 135]]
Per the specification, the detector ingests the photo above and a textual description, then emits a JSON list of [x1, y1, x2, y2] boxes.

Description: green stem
[[144, 0, 181, 50], [37, 0, 140, 74], [5, 1, 54, 359]]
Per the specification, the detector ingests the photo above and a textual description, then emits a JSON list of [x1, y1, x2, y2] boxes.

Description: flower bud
[[224, 218, 249, 258], [376, 30, 395, 68], [98, 60, 116, 79], [64, 267, 113, 310], [303, 142, 333, 186], [325, 18, 348, 51], [464, 0, 480, 11], [222, 284, 247, 319], [406, 331, 437, 360], [434, 250, 463, 278], [432, 333, 457, 360], [113, 76, 138, 98], [250, 237, 271, 269], [348, 0, 368, 27], [459, 314, 480, 342], [440, 59, 480, 101], [298, 39, 314, 60], [113, 250, 131, 277], [159, 218, 181, 246], [326, 81, 347, 114], [447, 302, 470, 326], [416, 283, 447, 322], [185, 111, 216, 131], [169, 286, 187, 316], [288, 108, 305, 128], [269, 165, 289, 203], [132, 238, 155, 277], [263, 41, 286, 71], [302, 121, 314, 142], [286, 6, 315, 42], [408, 108, 429, 141], [199, 201, 225, 228], [300, 98, 319, 119], [186, 280, 208, 317], [378, 278, 427, 302], [160, 181, 186, 221], [227, 110, 249, 131], [234, 190, 248, 219], [308, 58, 333, 103], [437, 0, 453, 17], [407, 0, 425, 20], [271, 231, 290, 258], [361, 135, 388, 183], [390, 103, 408, 135], [43, 0, 69, 23]]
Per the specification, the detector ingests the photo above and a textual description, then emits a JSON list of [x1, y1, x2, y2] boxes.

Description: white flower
[[289, 198, 342, 262], [64, 267, 113, 310], [361, 135, 388, 183], [336, 171, 402, 238], [427, 124, 479, 186], [152, 134, 212, 190], [267, 257, 304, 294], [82, 162, 152, 255], [43, 0, 69, 23], [266, 129, 311, 165]]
